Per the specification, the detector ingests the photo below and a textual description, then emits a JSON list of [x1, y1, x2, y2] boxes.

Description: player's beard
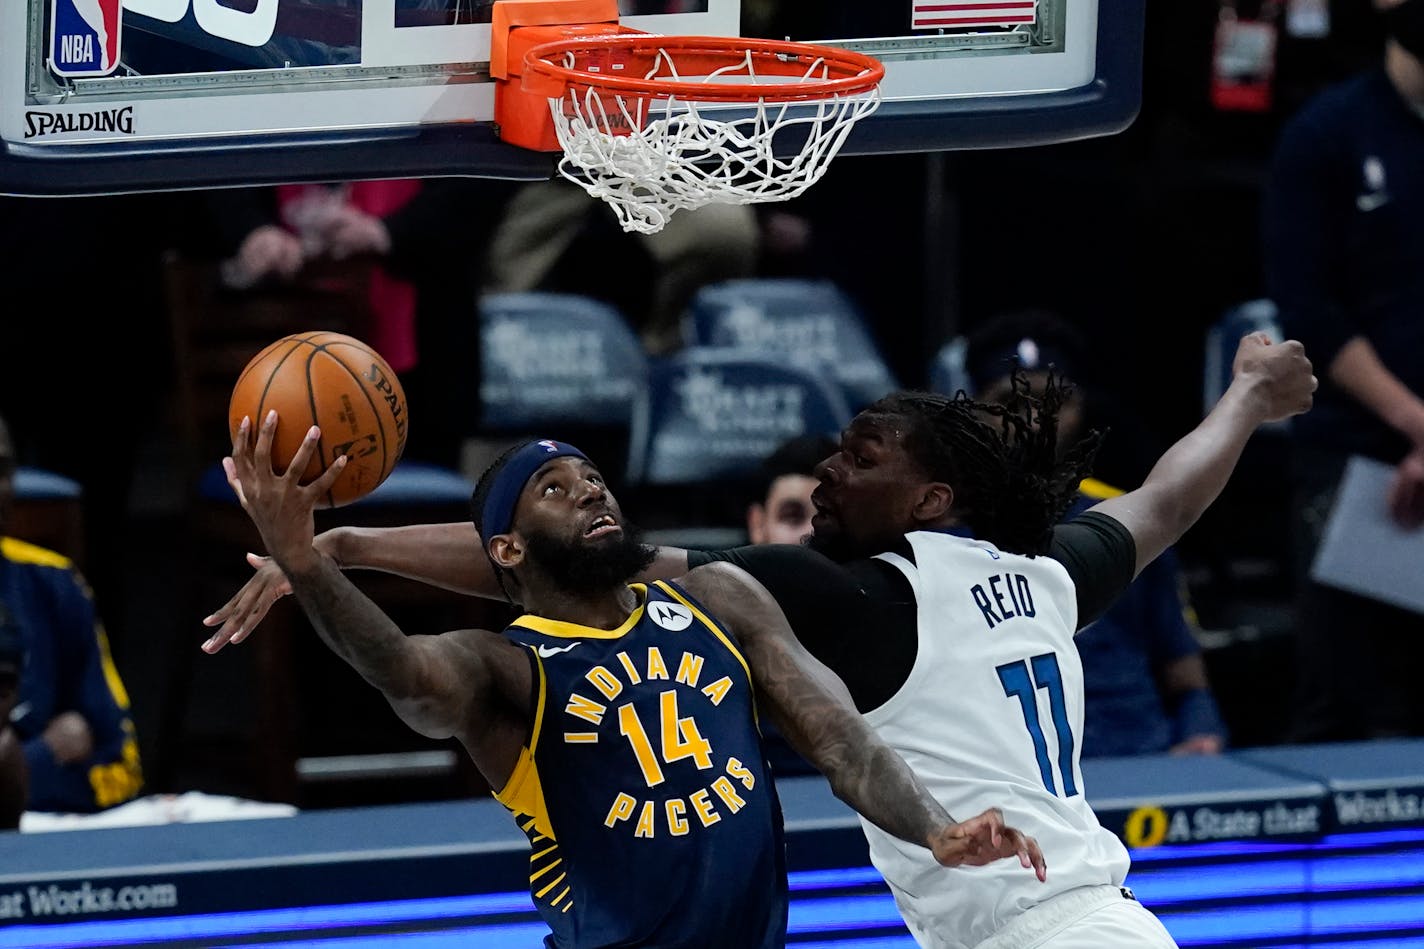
[[805, 528, 866, 563], [522, 522, 658, 597]]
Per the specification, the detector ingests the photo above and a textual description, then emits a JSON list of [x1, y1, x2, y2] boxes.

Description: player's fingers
[[309, 447, 349, 496], [960, 809, 1003, 851], [201, 608, 244, 653], [253, 410, 278, 471], [201, 581, 260, 650], [285, 424, 322, 487], [998, 827, 1045, 880], [229, 414, 251, 457], [230, 586, 280, 646], [221, 456, 248, 507], [1024, 833, 1047, 882]]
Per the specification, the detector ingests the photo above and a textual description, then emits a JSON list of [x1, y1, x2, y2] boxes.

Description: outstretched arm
[[202, 518, 694, 653], [220, 411, 530, 753], [1089, 333, 1315, 575], [682, 562, 1045, 878]]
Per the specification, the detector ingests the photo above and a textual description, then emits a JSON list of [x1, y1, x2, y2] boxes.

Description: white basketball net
[[543, 47, 882, 234]]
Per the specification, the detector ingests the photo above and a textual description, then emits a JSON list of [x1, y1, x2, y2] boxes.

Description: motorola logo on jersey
[[648, 602, 693, 631]]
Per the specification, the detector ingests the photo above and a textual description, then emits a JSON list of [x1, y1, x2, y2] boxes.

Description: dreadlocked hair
[[867, 369, 1105, 555], [470, 439, 537, 605]]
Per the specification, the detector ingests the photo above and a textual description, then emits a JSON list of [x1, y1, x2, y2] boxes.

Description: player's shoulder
[[445, 625, 528, 662], [678, 558, 760, 601]]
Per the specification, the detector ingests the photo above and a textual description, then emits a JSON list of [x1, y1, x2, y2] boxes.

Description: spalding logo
[[363, 362, 408, 452], [24, 106, 134, 138]]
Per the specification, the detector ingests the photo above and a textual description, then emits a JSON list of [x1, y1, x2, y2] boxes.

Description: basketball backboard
[[0, 0, 1144, 196]]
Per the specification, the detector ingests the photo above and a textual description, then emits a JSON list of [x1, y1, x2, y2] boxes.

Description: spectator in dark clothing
[[0, 413, 143, 814], [0, 602, 26, 830], [963, 309, 1227, 758], [1261, 0, 1424, 742], [0, 193, 175, 651]]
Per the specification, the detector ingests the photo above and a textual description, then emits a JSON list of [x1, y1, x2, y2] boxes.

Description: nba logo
[[49, 0, 122, 78]]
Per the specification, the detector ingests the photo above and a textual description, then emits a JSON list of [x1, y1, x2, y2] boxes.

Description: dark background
[[0, 0, 1392, 807]]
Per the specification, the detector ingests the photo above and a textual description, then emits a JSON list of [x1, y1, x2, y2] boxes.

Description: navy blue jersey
[[1, 537, 143, 813], [494, 580, 788, 949]]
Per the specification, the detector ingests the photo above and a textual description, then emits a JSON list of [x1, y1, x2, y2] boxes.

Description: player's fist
[[1231, 333, 1316, 424]]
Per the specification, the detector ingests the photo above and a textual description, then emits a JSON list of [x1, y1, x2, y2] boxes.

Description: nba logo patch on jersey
[[49, 0, 122, 78]]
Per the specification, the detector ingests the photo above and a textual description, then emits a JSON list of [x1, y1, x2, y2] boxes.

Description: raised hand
[[222, 410, 346, 586], [928, 808, 1048, 882], [1231, 332, 1317, 424]]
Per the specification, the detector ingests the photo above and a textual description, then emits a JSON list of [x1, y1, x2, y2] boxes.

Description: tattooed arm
[[201, 524, 696, 654], [680, 562, 1045, 878], [219, 411, 532, 786]]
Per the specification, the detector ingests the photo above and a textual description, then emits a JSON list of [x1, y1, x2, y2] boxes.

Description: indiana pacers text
[[562, 646, 760, 838]]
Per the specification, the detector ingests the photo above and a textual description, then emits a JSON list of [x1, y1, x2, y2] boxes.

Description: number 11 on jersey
[[998, 653, 1079, 797]]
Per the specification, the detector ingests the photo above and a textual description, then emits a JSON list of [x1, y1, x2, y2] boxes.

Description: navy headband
[[480, 439, 589, 539]]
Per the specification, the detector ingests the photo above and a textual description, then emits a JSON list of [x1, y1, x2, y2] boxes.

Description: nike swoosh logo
[[536, 642, 581, 658], [1357, 192, 1390, 212], [10, 701, 30, 723]]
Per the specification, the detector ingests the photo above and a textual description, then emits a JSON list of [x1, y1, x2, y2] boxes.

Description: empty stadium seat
[[476, 291, 649, 487], [10, 466, 85, 566], [682, 278, 899, 412], [623, 347, 851, 539]]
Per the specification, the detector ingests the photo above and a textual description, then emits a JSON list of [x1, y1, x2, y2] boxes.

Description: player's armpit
[[388, 628, 531, 744]]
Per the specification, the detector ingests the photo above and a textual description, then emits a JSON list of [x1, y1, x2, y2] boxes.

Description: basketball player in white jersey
[[201, 332, 1316, 947]]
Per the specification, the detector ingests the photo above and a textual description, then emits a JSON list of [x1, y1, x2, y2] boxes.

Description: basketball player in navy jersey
[[219, 413, 1044, 948], [209, 332, 1315, 948]]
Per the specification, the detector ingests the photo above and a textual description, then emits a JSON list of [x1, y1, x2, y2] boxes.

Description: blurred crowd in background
[[1, 0, 1422, 818]]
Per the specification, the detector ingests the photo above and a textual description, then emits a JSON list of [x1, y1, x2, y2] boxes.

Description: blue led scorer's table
[[2, 739, 1423, 948]]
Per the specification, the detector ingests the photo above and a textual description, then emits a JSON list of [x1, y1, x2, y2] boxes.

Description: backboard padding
[[1, 0, 1143, 196]]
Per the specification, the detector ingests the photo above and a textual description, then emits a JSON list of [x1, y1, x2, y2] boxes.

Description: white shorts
[[973, 884, 1180, 949]]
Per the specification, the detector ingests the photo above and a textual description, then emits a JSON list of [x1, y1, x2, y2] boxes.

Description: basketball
[[228, 332, 408, 508]]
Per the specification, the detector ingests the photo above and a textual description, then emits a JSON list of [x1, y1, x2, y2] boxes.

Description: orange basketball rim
[[491, 0, 885, 235]]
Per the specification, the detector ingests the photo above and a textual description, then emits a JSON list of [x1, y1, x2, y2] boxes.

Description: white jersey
[[862, 530, 1131, 949]]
